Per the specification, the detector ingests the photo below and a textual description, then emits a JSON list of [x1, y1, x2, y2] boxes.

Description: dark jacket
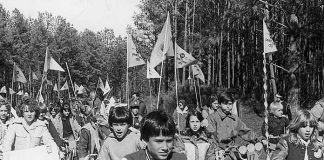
[[130, 99, 147, 117], [261, 113, 289, 144], [124, 149, 187, 160], [42, 117, 65, 148], [271, 136, 323, 160]]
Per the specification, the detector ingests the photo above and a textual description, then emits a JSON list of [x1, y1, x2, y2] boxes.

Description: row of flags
[[127, 12, 205, 82], [127, 15, 278, 83], [0, 86, 18, 95], [98, 77, 111, 95]]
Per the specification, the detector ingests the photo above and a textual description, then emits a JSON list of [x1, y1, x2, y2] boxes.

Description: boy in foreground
[[123, 110, 187, 160]]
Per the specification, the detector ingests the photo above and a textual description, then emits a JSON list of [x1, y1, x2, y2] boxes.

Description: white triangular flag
[[103, 79, 111, 95], [0, 86, 6, 93], [74, 83, 79, 93], [147, 60, 161, 79], [127, 34, 145, 68], [53, 84, 58, 92], [17, 90, 23, 96], [175, 43, 197, 68], [60, 81, 69, 91], [263, 19, 277, 54], [44, 47, 65, 72], [192, 64, 205, 83], [23, 92, 29, 97], [77, 85, 86, 94], [38, 93, 44, 103], [9, 88, 15, 95], [13, 63, 27, 83], [98, 77, 105, 93], [149, 12, 173, 68]]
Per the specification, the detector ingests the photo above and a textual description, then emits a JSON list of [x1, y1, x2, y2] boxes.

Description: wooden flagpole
[[157, 12, 170, 110], [192, 67, 199, 108], [149, 79, 152, 109], [65, 62, 76, 97], [126, 35, 129, 108], [174, 0, 180, 135], [11, 62, 15, 107], [157, 60, 164, 110]]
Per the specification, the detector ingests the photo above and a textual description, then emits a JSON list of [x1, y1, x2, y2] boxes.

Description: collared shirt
[[206, 109, 256, 145]]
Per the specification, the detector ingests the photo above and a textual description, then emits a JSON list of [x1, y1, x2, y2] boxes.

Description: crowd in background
[[0, 89, 323, 160]]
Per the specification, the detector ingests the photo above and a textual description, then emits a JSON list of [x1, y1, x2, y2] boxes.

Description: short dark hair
[[218, 92, 234, 104], [140, 110, 176, 142], [108, 107, 132, 126]]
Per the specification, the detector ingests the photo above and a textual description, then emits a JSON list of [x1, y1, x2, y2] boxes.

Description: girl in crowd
[[271, 109, 323, 160], [49, 105, 59, 121], [2, 100, 57, 151], [177, 110, 216, 160], [0, 100, 12, 146]]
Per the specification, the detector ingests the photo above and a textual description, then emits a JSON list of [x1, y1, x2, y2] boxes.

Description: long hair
[[287, 109, 319, 149], [184, 110, 211, 137]]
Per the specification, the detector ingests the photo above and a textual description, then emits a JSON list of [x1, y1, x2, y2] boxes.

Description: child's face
[[298, 122, 314, 141], [189, 115, 201, 132], [131, 108, 139, 116], [0, 105, 9, 121], [178, 103, 184, 109], [111, 122, 129, 139], [146, 134, 174, 160], [220, 101, 233, 114], [273, 107, 283, 118], [211, 100, 219, 110]]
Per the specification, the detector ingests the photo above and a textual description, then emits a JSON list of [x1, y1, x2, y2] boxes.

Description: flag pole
[[11, 62, 15, 106], [174, 0, 180, 135], [197, 79, 203, 109], [157, 61, 164, 110], [190, 65, 199, 108], [126, 34, 129, 108], [149, 79, 152, 109], [174, 1, 179, 110], [65, 62, 76, 97], [156, 12, 170, 110]]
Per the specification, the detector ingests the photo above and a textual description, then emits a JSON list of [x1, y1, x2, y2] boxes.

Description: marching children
[[173, 99, 189, 134], [271, 109, 323, 160], [97, 106, 144, 160], [261, 101, 290, 150], [123, 110, 187, 160], [177, 110, 216, 160]]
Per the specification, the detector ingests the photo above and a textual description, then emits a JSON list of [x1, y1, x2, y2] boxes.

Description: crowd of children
[[0, 89, 324, 160]]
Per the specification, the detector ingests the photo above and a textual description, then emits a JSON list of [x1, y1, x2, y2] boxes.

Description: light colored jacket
[[97, 130, 145, 160], [178, 132, 214, 160], [52, 114, 81, 139], [2, 118, 57, 152]]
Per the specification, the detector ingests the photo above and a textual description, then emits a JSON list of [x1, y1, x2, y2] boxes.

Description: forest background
[[0, 0, 324, 116]]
